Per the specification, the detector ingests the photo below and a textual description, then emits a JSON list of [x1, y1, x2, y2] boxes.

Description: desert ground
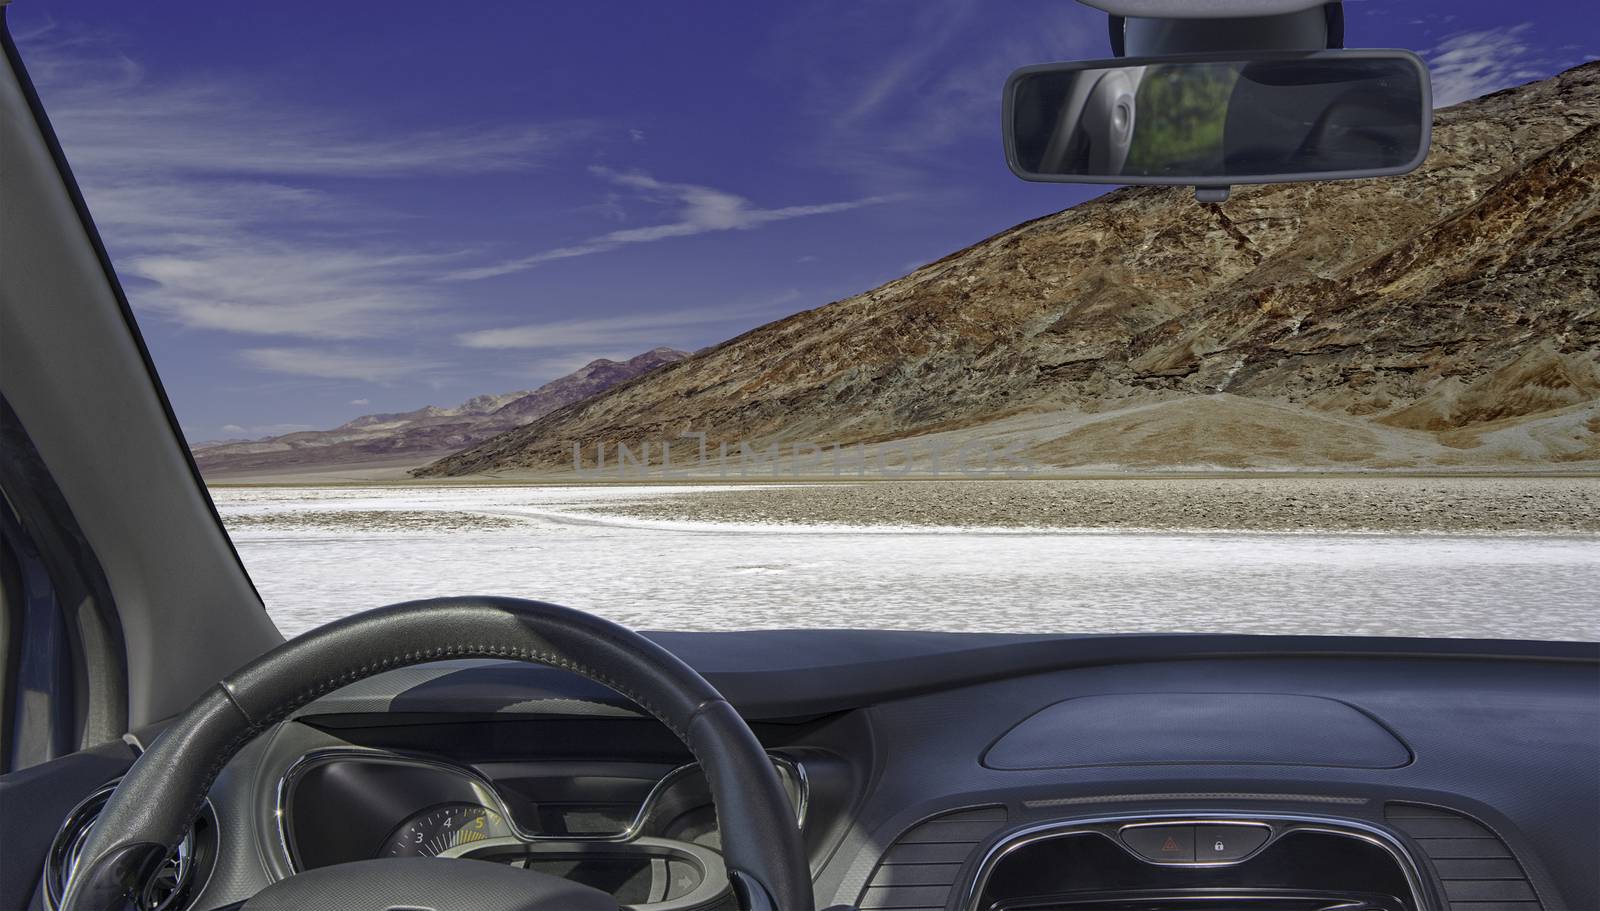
[[211, 477, 1600, 642]]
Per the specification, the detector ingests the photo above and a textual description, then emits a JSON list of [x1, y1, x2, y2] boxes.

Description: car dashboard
[[36, 631, 1600, 911]]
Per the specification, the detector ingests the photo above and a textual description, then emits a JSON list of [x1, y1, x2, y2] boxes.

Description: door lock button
[[1196, 824, 1270, 862], [1120, 824, 1195, 863]]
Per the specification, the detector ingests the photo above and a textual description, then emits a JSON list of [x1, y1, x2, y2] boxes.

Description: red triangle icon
[[1162, 836, 1180, 852]]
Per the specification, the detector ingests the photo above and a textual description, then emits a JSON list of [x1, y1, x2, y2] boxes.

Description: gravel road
[[577, 477, 1600, 534]]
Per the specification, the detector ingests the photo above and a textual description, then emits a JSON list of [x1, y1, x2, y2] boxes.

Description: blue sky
[[9, 2, 1595, 441]]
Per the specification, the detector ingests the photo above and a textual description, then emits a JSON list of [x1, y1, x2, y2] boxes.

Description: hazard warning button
[[1120, 824, 1196, 863]]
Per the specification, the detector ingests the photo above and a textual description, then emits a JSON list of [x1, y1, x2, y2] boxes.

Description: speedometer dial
[[381, 804, 514, 858]]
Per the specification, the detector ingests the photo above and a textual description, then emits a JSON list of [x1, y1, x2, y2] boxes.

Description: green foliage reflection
[[1124, 63, 1239, 175]]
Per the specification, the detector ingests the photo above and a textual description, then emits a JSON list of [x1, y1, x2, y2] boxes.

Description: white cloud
[[349, 398, 371, 406], [240, 347, 441, 382], [444, 168, 892, 280], [31, 42, 574, 179], [833, 0, 977, 129], [21, 25, 584, 340], [1427, 24, 1551, 107], [70, 170, 452, 337], [84, 179, 345, 234], [456, 292, 803, 350], [123, 243, 458, 338], [769, 0, 1101, 189]]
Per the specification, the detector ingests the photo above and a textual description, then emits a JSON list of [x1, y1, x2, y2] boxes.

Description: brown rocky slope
[[418, 64, 1600, 477]]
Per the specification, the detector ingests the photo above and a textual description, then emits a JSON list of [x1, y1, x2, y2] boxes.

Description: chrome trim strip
[[1024, 791, 1369, 807], [960, 811, 1430, 911], [274, 746, 807, 872], [786, 751, 811, 831]]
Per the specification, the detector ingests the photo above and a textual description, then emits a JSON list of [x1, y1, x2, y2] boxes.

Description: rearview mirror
[[1004, 50, 1431, 197]]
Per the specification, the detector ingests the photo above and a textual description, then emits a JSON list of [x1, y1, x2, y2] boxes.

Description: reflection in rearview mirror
[[1005, 50, 1431, 189]]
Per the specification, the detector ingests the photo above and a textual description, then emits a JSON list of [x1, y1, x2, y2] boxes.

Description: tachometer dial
[[381, 804, 514, 858]]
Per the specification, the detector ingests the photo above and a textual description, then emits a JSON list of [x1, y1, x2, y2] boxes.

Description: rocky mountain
[[419, 64, 1600, 478], [194, 347, 687, 479]]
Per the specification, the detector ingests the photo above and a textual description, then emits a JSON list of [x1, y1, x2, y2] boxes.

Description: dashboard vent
[[857, 805, 1008, 911], [45, 780, 211, 911], [1384, 803, 1542, 911]]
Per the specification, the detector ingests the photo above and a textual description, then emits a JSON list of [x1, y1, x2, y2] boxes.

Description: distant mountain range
[[416, 63, 1599, 477], [192, 347, 687, 479]]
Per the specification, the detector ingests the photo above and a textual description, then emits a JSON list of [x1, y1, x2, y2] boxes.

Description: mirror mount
[[1104, 3, 1345, 57]]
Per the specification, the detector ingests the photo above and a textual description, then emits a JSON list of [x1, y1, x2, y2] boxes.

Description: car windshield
[[12, 3, 1598, 641]]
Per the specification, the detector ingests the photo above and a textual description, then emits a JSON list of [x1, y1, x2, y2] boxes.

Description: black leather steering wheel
[[61, 597, 814, 911]]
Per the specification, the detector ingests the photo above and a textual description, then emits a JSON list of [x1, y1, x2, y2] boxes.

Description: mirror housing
[[1003, 49, 1431, 200]]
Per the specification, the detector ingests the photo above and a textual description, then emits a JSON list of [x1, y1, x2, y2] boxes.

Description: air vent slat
[[861, 885, 953, 908], [883, 842, 980, 864], [1431, 858, 1526, 879], [857, 805, 1008, 911], [1389, 816, 1494, 838], [897, 820, 1007, 843], [869, 863, 966, 886], [1386, 805, 1469, 819], [1385, 802, 1542, 911], [1444, 881, 1538, 902], [1416, 837, 1512, 858], [945, 806, 1007, 822]]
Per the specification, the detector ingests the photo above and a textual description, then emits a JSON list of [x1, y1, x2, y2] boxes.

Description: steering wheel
[[61, 597, 814, 911]]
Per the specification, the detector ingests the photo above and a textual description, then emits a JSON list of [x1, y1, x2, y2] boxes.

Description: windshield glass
[[13, 3, 1598, 641]]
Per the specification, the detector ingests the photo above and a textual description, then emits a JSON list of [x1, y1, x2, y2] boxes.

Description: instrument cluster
[[278, 748, 806, 908]]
